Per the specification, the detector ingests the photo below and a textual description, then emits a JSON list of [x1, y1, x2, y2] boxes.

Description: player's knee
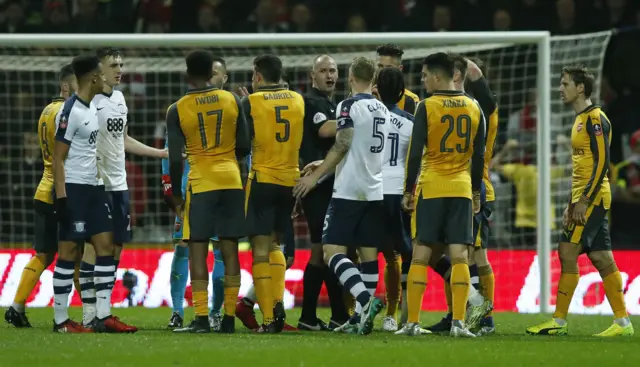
[[269, 241, 281, 253], [253, 254, 269, 264], [36, 252, 55, 267], [384, 250, 400, 265], [448, 245, 468, 265], [309, 243, 325, 266], [58, 241, 79, 261], [322, 244, 343, 265], [358, 247, 378, 262], [587, 251, 616, 276], [473, 249, 490, 267], [557, 242, 579, 272]]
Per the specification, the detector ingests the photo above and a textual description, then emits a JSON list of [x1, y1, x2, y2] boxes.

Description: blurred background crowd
[[0, 0, 639, 250]]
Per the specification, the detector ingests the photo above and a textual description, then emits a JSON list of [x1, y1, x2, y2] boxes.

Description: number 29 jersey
[[417, 90, 484, 199], [94, 90, 128, 191], [334, 93, 390, 202]]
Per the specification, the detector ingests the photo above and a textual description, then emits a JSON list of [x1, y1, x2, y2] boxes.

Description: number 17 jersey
[[383, 106, 414, 195], [334, 93, 390, 201], [417, 90, 484, 199]]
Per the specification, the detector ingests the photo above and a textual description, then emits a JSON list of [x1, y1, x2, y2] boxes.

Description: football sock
[[210, 249, 225, 315], [406, 261, 427, 323], [300, 263, 324, 321], [444, 281, 453, 312], [478, 265, 495, 317], [324, 265, 349, 322], [450, 263, 470, 322], [433, 256, 452, 281], [252, 260, 274, 323], [360, 260, 379, 297], [79, 261, 97, 324], [401, 261, 410, 290], [223, 275, 241, 316], [94, 256, 115, 319], [328, 253, 370, 316], [53, 259, 75, 325], [191, 280, 209, 317], [467, 284, 485, 306], [269, 248, 287, 303], [602, 270, 628, 320], [114, 260, 120, 271], [12, 255, 46, 311], [384, 255, 401, 318], [73, 263, 81, 301], [469, 264, 480, 291], [245, 284, 257, 304], [553, 271, 579, 320], [170, 245, 189, 317]]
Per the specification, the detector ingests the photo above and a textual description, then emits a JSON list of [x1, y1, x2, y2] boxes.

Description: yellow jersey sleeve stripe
[[582, 115, 610, 201]]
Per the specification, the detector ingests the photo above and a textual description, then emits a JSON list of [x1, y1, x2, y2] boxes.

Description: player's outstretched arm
[[238, 95, 253, 160], [165, 104, 185, 206], [581, 117, 611, 203], [124, 127, 168, 158], [404, 100, 426, 194]]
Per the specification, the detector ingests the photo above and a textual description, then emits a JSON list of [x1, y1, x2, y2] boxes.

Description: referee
[[297, 55, 350, 331]]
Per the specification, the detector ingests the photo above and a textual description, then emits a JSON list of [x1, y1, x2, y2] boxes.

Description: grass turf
[[2, 308, 638, 366]]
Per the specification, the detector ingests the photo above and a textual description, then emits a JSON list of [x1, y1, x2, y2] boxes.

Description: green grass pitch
[[2, 308, 638, 366]]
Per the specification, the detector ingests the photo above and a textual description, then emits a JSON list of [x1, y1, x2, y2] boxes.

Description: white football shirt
[[93, 90, 128, 191], [383, 106, 414, 195], [55, 95, 101, 185], [333, 93, 389, 201]]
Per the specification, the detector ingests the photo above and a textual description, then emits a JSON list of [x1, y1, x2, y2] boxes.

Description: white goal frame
[[0, 32, 553, 314]]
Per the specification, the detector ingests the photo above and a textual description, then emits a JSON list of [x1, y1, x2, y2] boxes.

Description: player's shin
[[210, 248, 225, 316], [252, 249, 275, 324], [553, 244, 580, 321], [220, 239, 241, 317], [189, 241, 210, 319], [12, 254, 48, 312], [94, 255, 116, 320], [53, 257, 76, 325], [449, 246, 471, 322], [326, 248, 371, 315], [477, 250, 495, 317], [79, 259, 97, 324], [591, 254, 629, 324], [269, 241, 286, 303], [170, 242, 189, 317], [384, 251, 402, 318], [406, 259, 428, 324]]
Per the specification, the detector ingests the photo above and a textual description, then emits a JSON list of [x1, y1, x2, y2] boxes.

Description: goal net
[[0, 31, 619, 313]]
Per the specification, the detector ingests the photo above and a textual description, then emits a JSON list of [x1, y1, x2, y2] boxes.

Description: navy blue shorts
[[106, 190, 131, 244], [382, 194, 412, 256], [59, 183, 113, 242], [322, 198, 385, 249]]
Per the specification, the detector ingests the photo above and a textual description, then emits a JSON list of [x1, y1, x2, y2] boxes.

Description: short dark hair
[[186, 49, 214, 80], [254, 55, 283, 84], [350, 56, 376, 83], [377, 67, 405, 105], [448, 52, 467, 79], [59, 63, 75, 82], [96, 47, 122, 61], [212, 56, 227, 70], [376, 44, 404, 59], [71, 55, 101, 79], [423, 52, 455, 79], [562, 64, 595, 98]]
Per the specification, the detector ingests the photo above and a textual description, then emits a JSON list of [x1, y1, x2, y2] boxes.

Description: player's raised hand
[[236, 86, 250, 97], [293, 175, 318, 199], [301, 160, 323, 176]]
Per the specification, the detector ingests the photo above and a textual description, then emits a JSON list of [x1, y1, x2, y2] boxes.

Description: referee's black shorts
[[301, 178, 333, 244]]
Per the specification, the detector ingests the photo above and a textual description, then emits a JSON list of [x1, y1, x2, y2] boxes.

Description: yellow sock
[[444, 281, 452, 313], [13, 256, 46, 306], [191, 280, 209, 317], [224, 275, 241, 316], [553, 272, 579, 320], [602, 271, 628, 319], [479, 265, 495, 317], [252, 262, 274, 323], [269, 249, 286, 304], [407, 263, 427, 323], [384, 255, 401, 318], [450, 263, 470, 321]]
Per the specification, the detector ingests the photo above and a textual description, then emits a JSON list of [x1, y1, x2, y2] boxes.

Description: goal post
[[0, 31, 613, 314]]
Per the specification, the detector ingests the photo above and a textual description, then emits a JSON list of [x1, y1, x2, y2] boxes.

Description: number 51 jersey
[[334, 93, 390, 202], [94, 90, 129, 191]]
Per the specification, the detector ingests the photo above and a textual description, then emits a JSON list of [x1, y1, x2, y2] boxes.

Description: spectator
[[239, 0, 288, 33], [196, 4, 223, 33], [432, 4, 452, 32], [0, 0, 32, 33], [611, 130, 640, 246], [493, 9, 512, 31], [345, 13, 366, 32], [41, 0, 71, 33], [552, 0, 583, 35], [73, 0, 109, 33], [289, 3, 313, 33], [135, 0, 171, 33]]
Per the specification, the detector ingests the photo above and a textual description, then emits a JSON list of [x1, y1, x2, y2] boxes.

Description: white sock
[[468, 286, 485, 306], [615, 317, 630, 327], [94, 256, 115, 320], [52, 260, 75, 325], [554, 318, 567, 326], [11, 302, 25, 313], [245, 284, 257, 303]]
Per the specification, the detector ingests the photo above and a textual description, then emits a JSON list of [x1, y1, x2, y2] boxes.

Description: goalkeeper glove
[[162, 174, 176, 211]]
